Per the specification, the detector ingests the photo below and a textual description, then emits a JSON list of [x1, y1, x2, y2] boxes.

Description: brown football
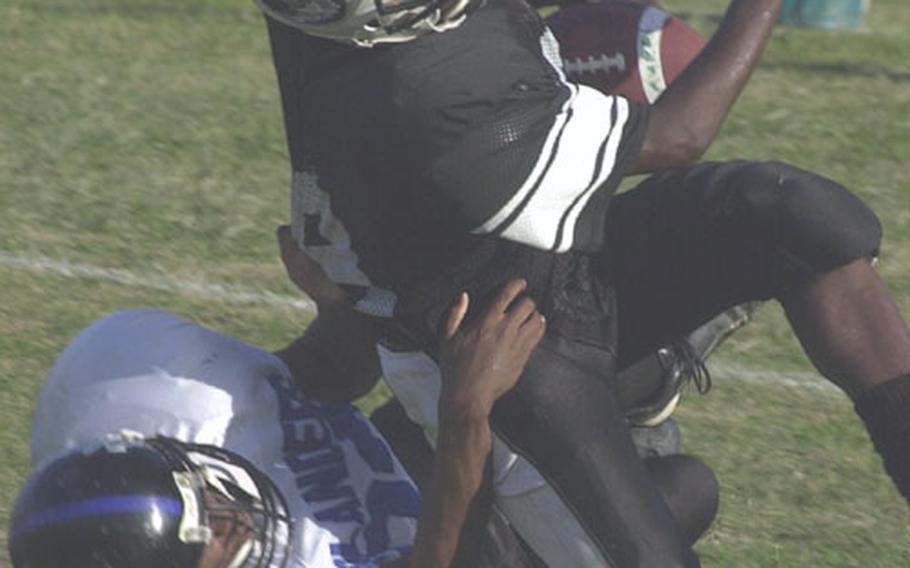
[[547, 1, 707, 103]]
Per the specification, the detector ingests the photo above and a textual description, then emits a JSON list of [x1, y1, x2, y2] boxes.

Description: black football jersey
[[267, 0, 648, 339]]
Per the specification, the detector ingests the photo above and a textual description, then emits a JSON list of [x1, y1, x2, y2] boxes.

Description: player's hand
[[438, 279, 546, 416], [276, 224, 347, 307], [275, 224, 382, 402]]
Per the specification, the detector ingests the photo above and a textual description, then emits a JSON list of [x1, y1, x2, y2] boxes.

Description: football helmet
[[255, 0, 472, 47], [9, 434, 292, 568]]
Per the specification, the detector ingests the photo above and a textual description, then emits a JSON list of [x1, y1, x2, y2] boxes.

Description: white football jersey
[[31, 308, 419, 568]]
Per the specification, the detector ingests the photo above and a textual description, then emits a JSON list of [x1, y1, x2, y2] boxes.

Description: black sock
[[853, 374, 910, 503]]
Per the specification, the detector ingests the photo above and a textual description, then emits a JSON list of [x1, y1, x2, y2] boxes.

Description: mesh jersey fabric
[[267, 0, 648, 341]]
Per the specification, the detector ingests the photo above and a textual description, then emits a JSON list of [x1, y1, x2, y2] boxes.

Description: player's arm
[[403, 279, 546, 568], [628, 0, 783, 173], [274, 225, 382, 402]]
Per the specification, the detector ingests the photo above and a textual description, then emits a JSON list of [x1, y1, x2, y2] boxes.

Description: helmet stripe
[[12, 495, 183, 540]]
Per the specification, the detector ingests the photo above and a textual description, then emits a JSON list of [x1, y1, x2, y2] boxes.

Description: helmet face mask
[[10, 435, 293, 568], [184, 443, 293, 568], [373, 0, 450, 34]]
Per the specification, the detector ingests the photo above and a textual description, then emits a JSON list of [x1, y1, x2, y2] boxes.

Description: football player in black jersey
[[277, 226, 720, 567], [260, 0, 910, 566]]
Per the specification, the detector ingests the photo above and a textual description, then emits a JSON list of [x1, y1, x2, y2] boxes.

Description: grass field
[[1, 0, 909, 565]]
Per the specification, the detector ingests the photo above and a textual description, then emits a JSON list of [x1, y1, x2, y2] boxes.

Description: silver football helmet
[[255, 0, 472, 47]]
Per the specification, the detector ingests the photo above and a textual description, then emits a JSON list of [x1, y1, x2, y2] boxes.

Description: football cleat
[[627, 302, 762, 427]]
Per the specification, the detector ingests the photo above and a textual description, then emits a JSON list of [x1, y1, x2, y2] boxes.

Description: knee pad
[[730, 162, 882, 288]]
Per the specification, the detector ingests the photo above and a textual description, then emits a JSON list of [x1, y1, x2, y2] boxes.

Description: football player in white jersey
[[10, 227, 724, 568], [10, 229, 547, 568]]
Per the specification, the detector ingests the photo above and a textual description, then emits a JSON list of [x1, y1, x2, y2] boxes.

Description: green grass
[[1, 0, 909, 565]]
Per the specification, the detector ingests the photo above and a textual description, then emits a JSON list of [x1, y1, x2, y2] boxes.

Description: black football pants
[[487, 161, 882, 567]]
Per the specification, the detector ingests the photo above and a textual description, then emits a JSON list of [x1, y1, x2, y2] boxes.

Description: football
[[546, 1, 707, 103]]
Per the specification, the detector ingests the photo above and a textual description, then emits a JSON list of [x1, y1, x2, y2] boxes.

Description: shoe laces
[[664, 340, 712, 395]]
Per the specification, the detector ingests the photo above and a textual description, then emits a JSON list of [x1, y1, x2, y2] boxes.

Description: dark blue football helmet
[[9, 435, 292, 568]]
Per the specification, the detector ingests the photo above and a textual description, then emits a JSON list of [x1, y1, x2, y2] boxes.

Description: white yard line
[[0, 251, 843, 394], [0, 251, 315, 312], [708, 363, 839, 394]]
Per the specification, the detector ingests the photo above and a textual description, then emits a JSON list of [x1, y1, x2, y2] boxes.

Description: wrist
[[436, 402, 492, 466], [438, 391, 493, 426]]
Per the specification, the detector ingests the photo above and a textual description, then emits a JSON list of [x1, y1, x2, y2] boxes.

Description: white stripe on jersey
[[291, 171, 398, 317], [555, 96, 630, 251], [472, 31, 632, 253]]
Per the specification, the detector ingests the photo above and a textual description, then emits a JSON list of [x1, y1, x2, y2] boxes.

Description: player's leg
[[599, 161, 831, 366], [371, 399, 547, 568], [782, 258, 910, 395], [601, 160, 910, 501], [644, 454, 719, 545], [489, 335, 701, 568], [599, 163, 782, 421], [372, 398, 718, 546], [379, 340, 716, 566], [782, 258, 910, 500]]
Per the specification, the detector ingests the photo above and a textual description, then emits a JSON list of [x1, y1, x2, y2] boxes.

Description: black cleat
[[687, 302, 763, 364], [627, 302, 762, 427]]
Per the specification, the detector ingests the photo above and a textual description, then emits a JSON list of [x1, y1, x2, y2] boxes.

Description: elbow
[[660, 127, 710, 168], [634, 135, 704, 173], [635, 105, 716, 172]]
